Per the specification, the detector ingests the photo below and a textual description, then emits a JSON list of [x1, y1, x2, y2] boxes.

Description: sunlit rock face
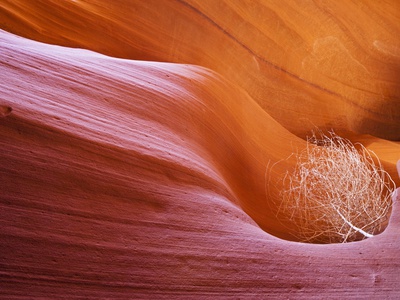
[[1, 0, 399, 140], [0, 1, 400, 298]]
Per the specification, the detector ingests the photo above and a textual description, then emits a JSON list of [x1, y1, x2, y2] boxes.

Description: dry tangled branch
[[280, 132, 396, 243]]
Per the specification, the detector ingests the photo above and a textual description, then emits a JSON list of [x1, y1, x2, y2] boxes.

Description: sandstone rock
[[0, 1, 399, 298]]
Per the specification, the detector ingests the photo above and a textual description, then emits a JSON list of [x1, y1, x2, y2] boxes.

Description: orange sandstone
[[0, 29, 400, 298], [0, 0, 400, 298], [0, 0, 399, 140]]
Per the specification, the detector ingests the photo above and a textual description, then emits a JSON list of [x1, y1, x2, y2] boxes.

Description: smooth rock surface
[[1, 28, 400, 299], [1, 1, 400, 298], [1, 0, 399, 140]]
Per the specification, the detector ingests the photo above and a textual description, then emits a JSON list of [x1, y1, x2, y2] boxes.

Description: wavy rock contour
[[0, 0, 400, 298], [1, 0, 399, 139]]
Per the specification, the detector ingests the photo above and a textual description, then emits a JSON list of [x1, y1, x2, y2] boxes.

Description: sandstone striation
[[0, 1, 399, 298], [1, 0, 399, 140]]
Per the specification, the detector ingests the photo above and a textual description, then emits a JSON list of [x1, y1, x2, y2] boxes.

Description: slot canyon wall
[[0, 0, 399, 298]]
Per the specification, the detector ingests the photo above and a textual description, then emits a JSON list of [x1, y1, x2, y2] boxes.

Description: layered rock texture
[[0, 1, 399, 298]]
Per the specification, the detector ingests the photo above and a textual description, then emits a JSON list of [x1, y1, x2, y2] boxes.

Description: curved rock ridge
[[0, 29, 300, 241], [1, 29, 400, 298], [1, 0, 399, 140]]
